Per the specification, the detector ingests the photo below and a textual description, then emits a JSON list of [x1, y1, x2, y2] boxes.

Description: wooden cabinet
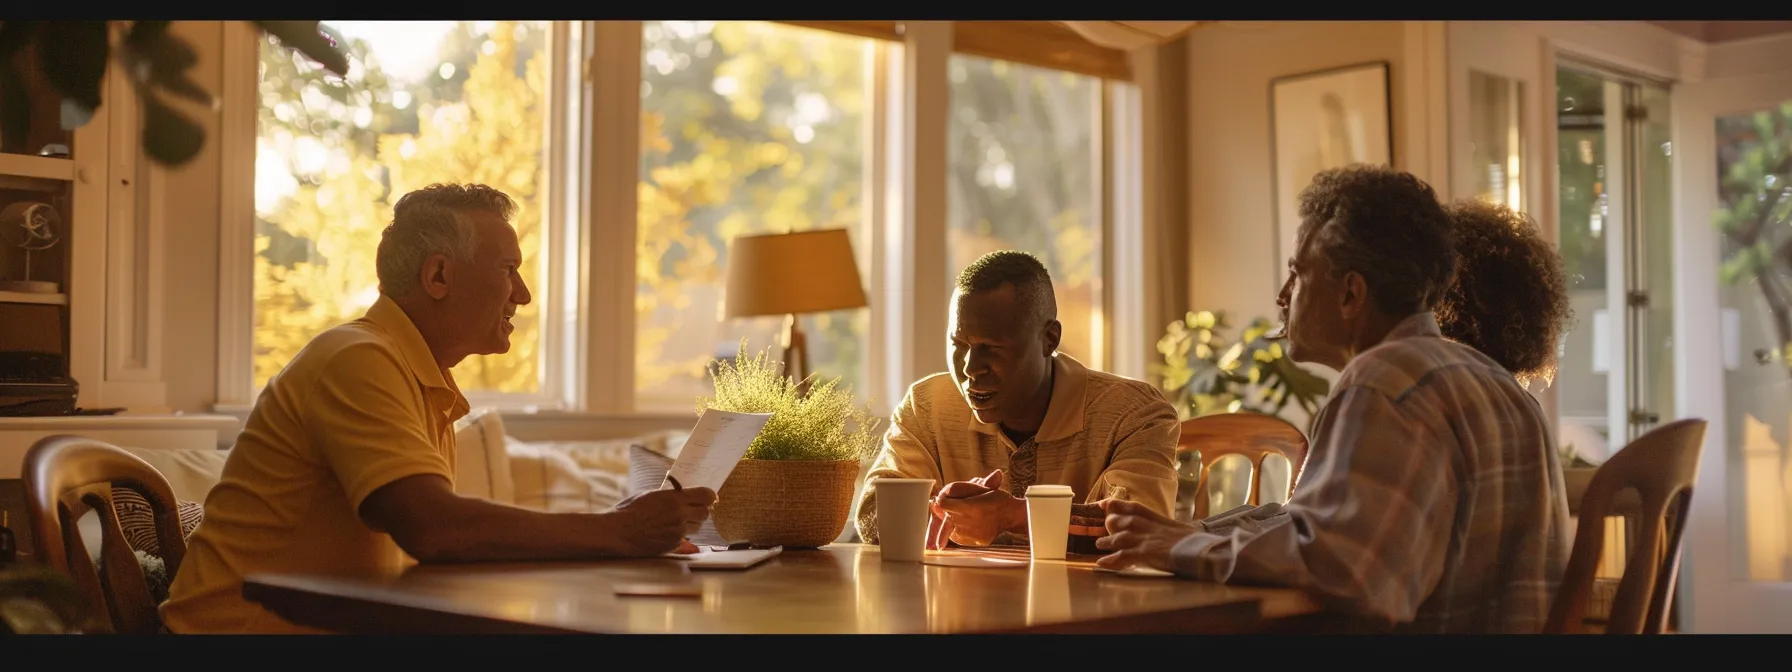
[[1, 41, 92, 411], [3, 42, 165, 412]]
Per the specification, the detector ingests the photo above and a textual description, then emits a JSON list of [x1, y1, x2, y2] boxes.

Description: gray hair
[[376, 183, 517, 298], [1296, 164, 1455, 315]]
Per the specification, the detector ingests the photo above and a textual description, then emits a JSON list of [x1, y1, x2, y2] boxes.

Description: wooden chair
[[1176, 412, 1310, 521], [22, 435, 189, 635], [1545, 418, 1706, 635]]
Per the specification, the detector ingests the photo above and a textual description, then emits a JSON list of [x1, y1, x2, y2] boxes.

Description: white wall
[[1179, 22, 1438, 428], [160, 22, 225, 414], [1184, 22, 1425, 330]]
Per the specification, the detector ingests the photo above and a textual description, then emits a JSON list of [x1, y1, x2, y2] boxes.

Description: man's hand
[[1094, 498, 1199, 573], [930, 469, 1025, 548], [606, 487, 718, 557], [926, 470, 999, 549]]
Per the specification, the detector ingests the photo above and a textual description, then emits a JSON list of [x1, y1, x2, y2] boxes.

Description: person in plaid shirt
[[1096, 165, 1571, 634]]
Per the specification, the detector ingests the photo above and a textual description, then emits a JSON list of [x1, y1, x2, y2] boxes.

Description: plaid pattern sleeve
[[1166, 313, 1570, 634]]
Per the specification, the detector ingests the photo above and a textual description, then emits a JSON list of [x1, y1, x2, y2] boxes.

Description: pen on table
[[667, 475, 683, 491]]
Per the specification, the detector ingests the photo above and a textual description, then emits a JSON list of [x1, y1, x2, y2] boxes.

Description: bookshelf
[[2, 39, 110, 411]]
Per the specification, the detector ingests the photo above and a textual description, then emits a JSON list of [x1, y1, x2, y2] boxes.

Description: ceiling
[[1648, 20, 1792, 43]]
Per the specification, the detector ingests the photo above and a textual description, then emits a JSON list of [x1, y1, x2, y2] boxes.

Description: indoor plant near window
[[1153, 310, 1331, 423], [0, 21, 348, 167], [698, 342, 881, 548]]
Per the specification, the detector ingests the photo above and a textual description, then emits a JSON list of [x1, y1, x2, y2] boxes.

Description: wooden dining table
[[240, 543, 1327, 634]]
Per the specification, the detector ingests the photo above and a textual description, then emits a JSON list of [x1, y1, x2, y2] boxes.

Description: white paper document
[[663, 409, 773, 492], [664, 545, 784, 569]]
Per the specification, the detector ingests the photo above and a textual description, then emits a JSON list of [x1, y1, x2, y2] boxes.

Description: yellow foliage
[[255, 22, 548, 395], [636, 21, 873, 401]]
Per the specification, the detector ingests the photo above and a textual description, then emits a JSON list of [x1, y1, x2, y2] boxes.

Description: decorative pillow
[[119, 447, 230, 504], [107, 487, 203, 557], [549, 438, 640, 483], [506, 440, 629, 513], [626, 442, 676, 495], [454, 407, 516, 505]]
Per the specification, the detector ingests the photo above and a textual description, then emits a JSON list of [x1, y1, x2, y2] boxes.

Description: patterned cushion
[[454, 407, 516, 504], [627, 443, 676, 495], [108, 487, 203, 557], [506, 440, 629, 513]]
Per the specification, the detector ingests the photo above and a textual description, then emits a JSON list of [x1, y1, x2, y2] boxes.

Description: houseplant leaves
[[34, 21, 109, 129], [253, 21, 350, 77], [1153, 310, 1331, 422], [0, 20, 348, 167]]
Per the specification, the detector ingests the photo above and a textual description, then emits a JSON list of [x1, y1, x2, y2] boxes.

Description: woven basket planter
[[712, 458, 859, 548]]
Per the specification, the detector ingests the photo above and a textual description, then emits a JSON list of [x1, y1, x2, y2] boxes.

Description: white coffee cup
[[874, 478, 936, 562], [1025, 484, 1075, 560]]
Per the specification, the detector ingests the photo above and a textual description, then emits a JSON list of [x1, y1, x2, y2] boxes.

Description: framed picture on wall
[[1268, 61, 1393, 283]]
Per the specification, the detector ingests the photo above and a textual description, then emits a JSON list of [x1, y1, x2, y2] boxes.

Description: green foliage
[[1555, 68, 1609, 291], [1152, 310, 1330, 422], [0, 21, 346, 166], [1711, 102, 1792, 375], [698, 341, 881, 462]]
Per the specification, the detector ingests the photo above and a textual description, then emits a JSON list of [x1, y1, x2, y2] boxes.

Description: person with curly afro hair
[[1434, 199, 1573, 387], [1096, 164, 1570, 634]]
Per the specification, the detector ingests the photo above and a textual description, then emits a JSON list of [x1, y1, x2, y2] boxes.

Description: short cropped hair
[[376, 183, 516, 298], [954, 250, 1057, 326], [1435, 199, 1573, 384], [1297, 164, 1456, 316]]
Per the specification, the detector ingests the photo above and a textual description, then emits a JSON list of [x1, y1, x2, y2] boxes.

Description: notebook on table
[[664, 545, 783, 570]]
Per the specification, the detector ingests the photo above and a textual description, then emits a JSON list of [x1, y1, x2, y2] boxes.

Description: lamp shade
[[724, 228, 869, 319], [1057, 21, 1201, 51]]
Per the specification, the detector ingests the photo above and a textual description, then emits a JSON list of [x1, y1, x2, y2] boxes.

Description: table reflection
[[252, 543, 1301, 634], [1026, 561, 1072, 626], [855, 545, 931, 633]]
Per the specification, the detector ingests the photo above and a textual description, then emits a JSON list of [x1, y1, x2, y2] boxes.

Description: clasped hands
[[925, 469, 1201, 574], [926, 469, 1025, 549]]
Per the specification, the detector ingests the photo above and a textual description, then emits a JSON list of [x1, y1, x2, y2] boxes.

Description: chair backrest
[[1176, 412, 1310, 520], [22, 435, 188, 635], [1545, 418, 1706, 635]]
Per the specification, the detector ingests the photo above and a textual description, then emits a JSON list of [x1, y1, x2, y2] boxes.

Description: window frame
[[216, 20, 582, 412], [216, 20, 1151, 417]]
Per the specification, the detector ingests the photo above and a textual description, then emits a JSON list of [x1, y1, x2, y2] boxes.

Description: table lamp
[[723, 228, 869, 388]]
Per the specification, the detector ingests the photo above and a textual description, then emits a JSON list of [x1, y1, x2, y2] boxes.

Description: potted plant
[[1560, 442, 1602, 512], [698, 341, 882, 548], [0, 21, 348, 167], [1153, 310, 1331, 423]]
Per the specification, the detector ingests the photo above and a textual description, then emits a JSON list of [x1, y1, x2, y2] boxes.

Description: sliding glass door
[[1552, 63, 1675, 464]]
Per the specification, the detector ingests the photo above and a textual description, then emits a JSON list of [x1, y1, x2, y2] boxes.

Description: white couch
[[105, 409, 693, 519], [85, 408, 867, 554]]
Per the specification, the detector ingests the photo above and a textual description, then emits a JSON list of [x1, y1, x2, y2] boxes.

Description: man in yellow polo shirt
[[162, 184, 717, 634]]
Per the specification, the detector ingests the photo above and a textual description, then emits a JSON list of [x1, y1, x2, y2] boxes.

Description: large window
[[636, 21, 875, 409], [225, 21, 1144, 415], [251, 20, 559, 396], [946, 55, 1104, 368]]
